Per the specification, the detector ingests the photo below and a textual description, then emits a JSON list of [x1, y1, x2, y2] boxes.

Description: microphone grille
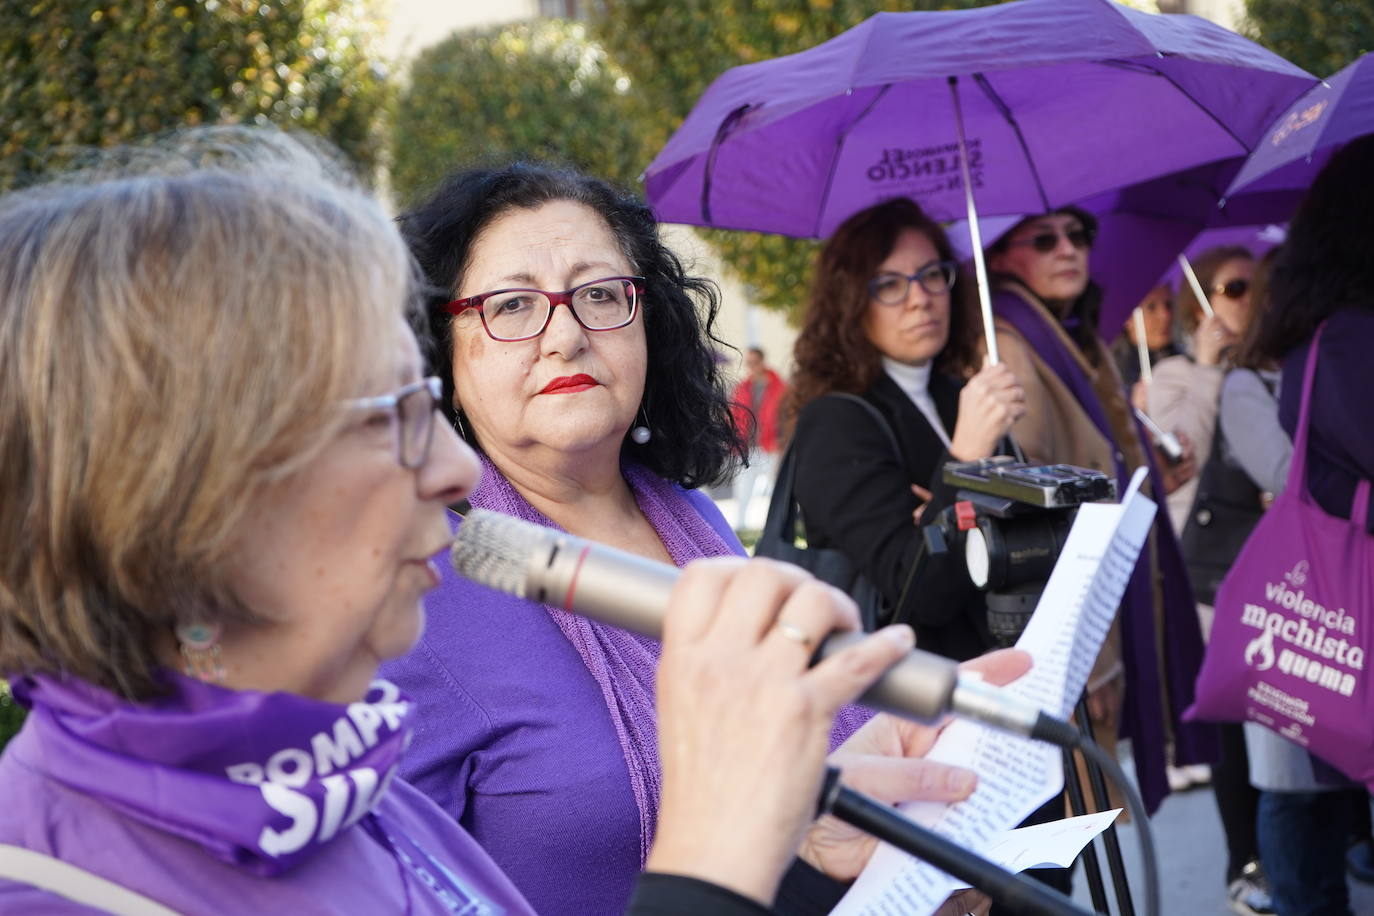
[[449, 509, 540, 599]]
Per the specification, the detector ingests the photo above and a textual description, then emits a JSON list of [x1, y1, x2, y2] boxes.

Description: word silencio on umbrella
[[1240, 562, 1363, 715], [1270, 100, 1330, 148], [867, 137, 984, 194]]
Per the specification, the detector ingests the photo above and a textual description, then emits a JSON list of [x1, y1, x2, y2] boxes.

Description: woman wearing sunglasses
[[380, 166, 1004, 916], [1146, 246, 1256, 536], [786, 198, 1025, 656], [982, 208, 1217, 821]]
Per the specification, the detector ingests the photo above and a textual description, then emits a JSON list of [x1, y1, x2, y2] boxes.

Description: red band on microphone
[[564, 544, 592, 610]]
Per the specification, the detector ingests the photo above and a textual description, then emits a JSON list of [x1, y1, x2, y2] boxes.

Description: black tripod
[[986, 585, 1136, 916]]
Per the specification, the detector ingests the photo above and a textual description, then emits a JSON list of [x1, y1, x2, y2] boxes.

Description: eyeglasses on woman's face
[[444, 276, 645, 342], [1006, 225, 1096, 254], [868, 260, 958, 305], [1210, 278, 1250, 300], [343, 376, 444, 469]]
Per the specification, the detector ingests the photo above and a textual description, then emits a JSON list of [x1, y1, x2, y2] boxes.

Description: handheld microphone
[[450, 509, 1078, 748]]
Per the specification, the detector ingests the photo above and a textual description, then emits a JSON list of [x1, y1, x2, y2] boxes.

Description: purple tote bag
[[1188, 326, 1374, 787]]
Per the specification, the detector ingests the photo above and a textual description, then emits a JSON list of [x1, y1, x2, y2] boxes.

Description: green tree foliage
[[0, 0, 389, 189], [388, 19, 654, 208], [1244, 0, 1374, 78], [0, 683, 23, 754], [593, 0, 1004, 319]]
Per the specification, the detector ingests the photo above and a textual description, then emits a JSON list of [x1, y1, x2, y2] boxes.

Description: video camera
[[931, 457, 1116, 646]]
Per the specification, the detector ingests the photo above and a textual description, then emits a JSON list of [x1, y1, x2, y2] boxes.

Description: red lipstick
[[539, 374, 599, 395]]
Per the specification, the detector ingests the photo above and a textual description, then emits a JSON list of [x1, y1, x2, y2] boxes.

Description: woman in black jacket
[[787, 198, 1024, 661]]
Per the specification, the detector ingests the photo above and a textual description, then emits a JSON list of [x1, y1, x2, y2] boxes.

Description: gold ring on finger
[[775, 620, 815, 651]]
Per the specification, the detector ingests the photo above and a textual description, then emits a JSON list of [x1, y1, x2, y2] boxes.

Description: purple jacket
[[0, 674, 535, 915]]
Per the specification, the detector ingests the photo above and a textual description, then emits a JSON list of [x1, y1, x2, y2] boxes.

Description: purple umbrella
[[1077, 159, 1300, 334], [646, 0, 1313, 360], [1225, 52, 1374, 198]]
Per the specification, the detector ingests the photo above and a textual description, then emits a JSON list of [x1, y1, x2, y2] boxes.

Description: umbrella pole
[[948, 75, 1000, 366], [1133, 307, 1153, 385], [1177, 254, 1216, 319]]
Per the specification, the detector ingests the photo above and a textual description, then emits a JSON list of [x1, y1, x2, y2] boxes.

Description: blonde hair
[[0, 129, 415, 698]]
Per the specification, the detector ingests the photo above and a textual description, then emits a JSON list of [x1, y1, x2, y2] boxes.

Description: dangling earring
[[177, 620, 226, 683], [454, 409, 469, 441], [630, 406, 652, 445]]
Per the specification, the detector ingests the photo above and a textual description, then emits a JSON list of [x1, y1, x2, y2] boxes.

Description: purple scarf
[[468, 454, 737, 866], [10, 673, 413, 875], [994, 286, 1219, 813]]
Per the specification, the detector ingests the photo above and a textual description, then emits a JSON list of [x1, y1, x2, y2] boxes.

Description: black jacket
[[790, 371, 993, 661]]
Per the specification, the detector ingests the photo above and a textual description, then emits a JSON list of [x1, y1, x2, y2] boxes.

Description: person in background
[[787, 197, 1024, 657], [1111, 284, 1180, 410], [982, 206, 1216, 817], [1250, 134, 1374, 916], [1176, 252, 1280, 916], [1148, 245, 1259, 807], [1148, 245, 1256, 538], [0, 132, 1010, 916], [730, 345, 787, 531], [786, 200, 1072, 912]]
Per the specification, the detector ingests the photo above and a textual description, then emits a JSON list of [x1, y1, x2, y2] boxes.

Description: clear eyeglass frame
[[868, 260, 959, 305], [343, 375, 444, 469]]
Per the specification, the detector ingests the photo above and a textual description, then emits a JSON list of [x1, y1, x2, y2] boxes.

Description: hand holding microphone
[[451, 510, 1100, 915], [450, 509, 1074, 745], [649, 557, 920, 904]]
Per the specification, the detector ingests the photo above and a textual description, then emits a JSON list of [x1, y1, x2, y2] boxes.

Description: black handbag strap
[[762, 393, 902, 548], [762, 393, 925, 629]]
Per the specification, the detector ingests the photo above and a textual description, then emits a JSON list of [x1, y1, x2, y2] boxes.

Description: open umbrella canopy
[[1225, 51, 1374, 198], [645, 0, 1315, 238]]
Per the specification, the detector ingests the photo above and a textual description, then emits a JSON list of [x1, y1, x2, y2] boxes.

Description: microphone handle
[[819, 772, 1091, 916], [524, 532, 959, 722]]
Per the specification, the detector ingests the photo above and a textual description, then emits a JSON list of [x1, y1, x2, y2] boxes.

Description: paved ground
[[1065, 752, 1374, 915]]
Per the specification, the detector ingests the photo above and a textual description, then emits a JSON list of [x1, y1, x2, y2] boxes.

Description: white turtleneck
[[881, 356, 952, 448]]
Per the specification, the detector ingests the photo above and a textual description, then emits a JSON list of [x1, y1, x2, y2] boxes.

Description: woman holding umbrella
[[786, 197, 1024, 655], [982, 207, 1217, 818]]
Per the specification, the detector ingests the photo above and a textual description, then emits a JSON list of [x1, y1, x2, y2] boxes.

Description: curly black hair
[[1255, 135, 1374, 361], [397, 161, 745, 488]]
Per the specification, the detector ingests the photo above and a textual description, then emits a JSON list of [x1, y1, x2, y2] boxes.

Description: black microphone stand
[[817, 769, 1092, 916]]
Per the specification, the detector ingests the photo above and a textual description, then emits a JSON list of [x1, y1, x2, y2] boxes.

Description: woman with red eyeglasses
[[980, 208, 1218, 825], [378, 163, 1001, 916]]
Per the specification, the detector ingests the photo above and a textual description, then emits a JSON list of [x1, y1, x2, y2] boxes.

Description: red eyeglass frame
[[442, 276, 646, 342]]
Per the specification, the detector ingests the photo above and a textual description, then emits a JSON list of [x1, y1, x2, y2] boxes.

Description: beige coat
[[980, 282, 1170, 813]]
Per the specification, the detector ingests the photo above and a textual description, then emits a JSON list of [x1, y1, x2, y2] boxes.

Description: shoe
[[1348, 838, 1374, 884], [1227, 860, 1275, 916], [1167, 764, 1208, 792], [1183, 763, 1212, 787]]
